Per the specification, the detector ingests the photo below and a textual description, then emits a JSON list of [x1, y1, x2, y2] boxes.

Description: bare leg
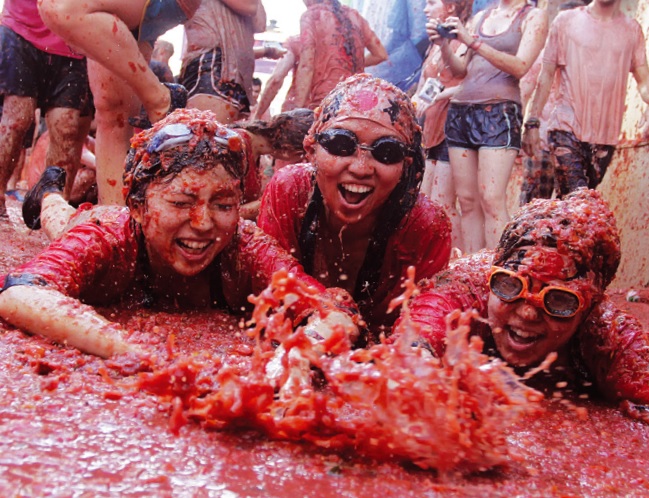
[[420, 158, 435, 197], [449, 146, 485, 253], [477, 147, 518, 249], [38, 0, 170, 123], [41, 192, 77, 241], [0, 96, 37, 216], [187, 94, 241, 124], [44, 108, 90, 199], [88, 60, 140, 205], [429, 159, 464, 251]]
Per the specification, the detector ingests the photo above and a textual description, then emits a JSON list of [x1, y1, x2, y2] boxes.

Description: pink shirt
[[1, 0, 81, 59], [543, 7, 647, 145]]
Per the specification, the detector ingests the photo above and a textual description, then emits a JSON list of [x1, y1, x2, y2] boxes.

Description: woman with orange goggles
[[392, 188, 649, 416]]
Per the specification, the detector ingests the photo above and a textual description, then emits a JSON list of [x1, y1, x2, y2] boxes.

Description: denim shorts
[[445, 101, 522, 150], [426, 140, 450, 162]]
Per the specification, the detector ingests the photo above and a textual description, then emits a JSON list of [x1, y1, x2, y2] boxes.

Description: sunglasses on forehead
[[489, 266, 585, 318], [315, 128, 410, 165]]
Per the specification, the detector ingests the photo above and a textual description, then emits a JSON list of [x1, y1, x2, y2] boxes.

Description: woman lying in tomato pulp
[[0, 109, 355, 357], [396, 188, 649, 406], [258, 73, 452, 339]]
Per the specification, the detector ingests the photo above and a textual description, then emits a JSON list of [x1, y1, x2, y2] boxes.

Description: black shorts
[[426, 140, 450, 162], [445, 101, 522, 151], [0, 26, 92, 114], [179, 48, 251, 113]]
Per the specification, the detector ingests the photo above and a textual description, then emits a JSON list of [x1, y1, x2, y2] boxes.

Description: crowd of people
[[1, 0, 649, 431]]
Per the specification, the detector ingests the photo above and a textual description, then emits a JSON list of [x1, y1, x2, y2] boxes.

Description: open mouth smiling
[[339, 183, 374, 205], [176, 238, 213, 255], [506, 326, 544, 346]]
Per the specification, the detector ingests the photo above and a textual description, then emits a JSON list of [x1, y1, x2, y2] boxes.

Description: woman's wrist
[[468, 34, 482, 51]]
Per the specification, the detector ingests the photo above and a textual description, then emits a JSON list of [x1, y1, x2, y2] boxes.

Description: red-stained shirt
[[299, 4, 376, 109], [543, 6, 647, 145], [1, 207, 326, 313], [399, 251, 649, 404], [257, 164, 452, 332]]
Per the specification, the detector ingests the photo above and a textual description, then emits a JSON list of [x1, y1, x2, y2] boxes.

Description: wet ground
[[1, 198, 649, 497]]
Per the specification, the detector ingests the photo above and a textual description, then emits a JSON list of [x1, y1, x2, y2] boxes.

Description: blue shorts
[[0, 26, 92, 114], [445, 101, 522, 151], [426, 140, 450, 162], [134, 0, 199, 46]]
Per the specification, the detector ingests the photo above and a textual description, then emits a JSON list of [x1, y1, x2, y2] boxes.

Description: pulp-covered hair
[[232, 108, 314, 154], [123, 108, 248, 208], [493, 189, 621, 291]]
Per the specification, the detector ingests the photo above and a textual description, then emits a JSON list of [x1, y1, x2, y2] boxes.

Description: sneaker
[[128, 82, 188, 130], [22, 166, 66, 230]]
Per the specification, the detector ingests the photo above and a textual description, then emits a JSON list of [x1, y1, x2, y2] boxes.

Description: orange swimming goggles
[[489, 266, 585, 318]]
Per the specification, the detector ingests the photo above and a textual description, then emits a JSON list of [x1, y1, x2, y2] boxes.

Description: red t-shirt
[[258, 164, 452, 332], [1, 207, 325, 314]]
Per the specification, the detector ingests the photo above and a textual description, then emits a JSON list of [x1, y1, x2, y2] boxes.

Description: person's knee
[[46, 110, 85, 149], [0, 109, 34, 141], [455, 192, 479, 213], [38, 0, 77, 32]]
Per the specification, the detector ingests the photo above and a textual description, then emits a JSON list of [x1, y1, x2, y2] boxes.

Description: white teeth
[[341, 183, 372, 194], [178, 239, 210, 250], [511, 328, 541, 340]]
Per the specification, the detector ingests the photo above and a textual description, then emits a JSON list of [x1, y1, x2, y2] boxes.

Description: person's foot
[[22, 166, 66, 230], [128, 83, 188, 130]]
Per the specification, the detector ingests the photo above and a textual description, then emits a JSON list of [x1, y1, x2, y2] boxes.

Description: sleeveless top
[[453, 4, 533, 105]]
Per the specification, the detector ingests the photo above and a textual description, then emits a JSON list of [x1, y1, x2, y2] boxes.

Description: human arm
[[0, 285, 138, 358], [361, 20, 388, 68], [239, 199, 260, 220], [0, 208, 141, 357], [444, 8, 548, 80], [293, 45, 315, 109], [391, 252, 493, 356], [578, 297, 649, 408], [521, 60, 556, 158], [632, 63, 649, 139], [293, 11, 316, 109], [220, 0, 260, 17], [253, 43, 287, 60], [251, 51, 296, 120]]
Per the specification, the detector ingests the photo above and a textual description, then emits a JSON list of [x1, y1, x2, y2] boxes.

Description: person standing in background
[[414, 0, 473, 251], [437, 0, 547, 252], [180, 0, 265, 123], [522, 0, 649, 197], [38, 0, 199, 205], [0, 0, 92, 222], [293, 0, 387, 110]]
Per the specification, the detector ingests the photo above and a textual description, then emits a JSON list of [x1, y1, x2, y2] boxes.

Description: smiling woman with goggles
[[315, 128, 410, 165], [489, 266, 585, 318]]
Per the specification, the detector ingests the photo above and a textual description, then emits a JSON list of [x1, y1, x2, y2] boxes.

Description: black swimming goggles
[[489, 266, 585, 319], [315, 128, 410, 165]]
